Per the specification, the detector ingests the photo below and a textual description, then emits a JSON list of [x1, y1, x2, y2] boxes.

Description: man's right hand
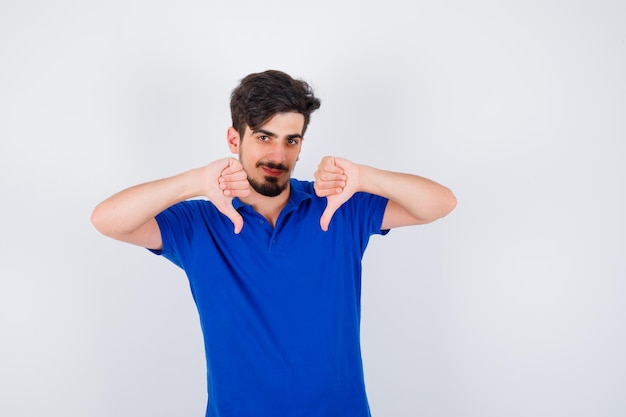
[[91, 157, 251, 250], [206, 158, 250, 234]]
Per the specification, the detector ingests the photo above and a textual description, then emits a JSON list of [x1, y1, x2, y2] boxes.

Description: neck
[[239, 183, 291, 228]]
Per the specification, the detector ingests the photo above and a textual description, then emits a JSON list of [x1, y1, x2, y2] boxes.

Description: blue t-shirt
[[153, 179, 389, 417]]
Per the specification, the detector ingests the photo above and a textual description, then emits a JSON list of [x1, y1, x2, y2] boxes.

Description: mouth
[[262, 167, 285, 177], [259, 163, 288, 177]]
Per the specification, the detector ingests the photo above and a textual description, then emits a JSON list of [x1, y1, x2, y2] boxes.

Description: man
[[91, 70, 456, 417]]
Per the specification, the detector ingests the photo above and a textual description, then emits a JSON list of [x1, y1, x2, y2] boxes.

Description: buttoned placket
[[233, 181, 312, 254], [243, 210, 282, 252]]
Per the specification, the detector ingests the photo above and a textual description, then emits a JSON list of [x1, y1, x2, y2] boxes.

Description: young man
[[91, 70, 456, 417]]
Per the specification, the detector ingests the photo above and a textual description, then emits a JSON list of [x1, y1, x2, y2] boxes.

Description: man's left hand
[[313, 156, 360, 231]]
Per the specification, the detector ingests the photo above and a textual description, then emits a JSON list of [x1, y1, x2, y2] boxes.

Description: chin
[[248, 176, 289, 197]]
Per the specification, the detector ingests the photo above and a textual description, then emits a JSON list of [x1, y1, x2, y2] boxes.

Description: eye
[[258, 135, 270, 142], [287, 138, 300, 145]]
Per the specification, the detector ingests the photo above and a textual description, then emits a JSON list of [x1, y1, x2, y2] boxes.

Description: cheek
[[291, 146, 302, 160], [288, 151, 300, 166], [238, 148, 253, 170]]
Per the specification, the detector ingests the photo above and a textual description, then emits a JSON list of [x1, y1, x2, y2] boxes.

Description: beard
[[248, 175, 288, 197], [247, 161, 290, 197]]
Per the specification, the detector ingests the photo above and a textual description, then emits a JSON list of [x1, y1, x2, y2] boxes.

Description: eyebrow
[[253, 129, 303, 140]]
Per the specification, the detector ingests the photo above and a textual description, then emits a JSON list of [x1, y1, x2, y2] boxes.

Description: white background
[[1, 1, 624, 416]]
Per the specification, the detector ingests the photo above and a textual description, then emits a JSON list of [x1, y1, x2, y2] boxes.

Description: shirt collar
[[232, 179, 312, 211]]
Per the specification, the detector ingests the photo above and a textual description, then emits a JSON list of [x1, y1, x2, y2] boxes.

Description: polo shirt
[[153, 179, 389, 417]]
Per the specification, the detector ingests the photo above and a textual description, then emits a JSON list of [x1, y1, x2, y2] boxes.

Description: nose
[[267, 141, 286, 163]]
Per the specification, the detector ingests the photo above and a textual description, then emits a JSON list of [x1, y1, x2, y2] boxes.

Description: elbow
[[412, 188, 457, 225], [433, 187, 457, 221], [90, 203, 111, 237], [446, 188, 457, 215]]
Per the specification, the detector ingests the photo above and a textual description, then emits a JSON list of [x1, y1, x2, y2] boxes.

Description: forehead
[[246, 112, 305, 136]]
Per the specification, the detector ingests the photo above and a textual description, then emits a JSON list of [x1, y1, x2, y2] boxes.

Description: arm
[[90, 158, 250, 249], [314, 156, 456, 231]]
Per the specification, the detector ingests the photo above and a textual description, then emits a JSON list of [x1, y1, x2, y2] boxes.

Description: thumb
[[218, 203, 244, 234], [230, 212, 244, 234], [320, 198, 341, 232]]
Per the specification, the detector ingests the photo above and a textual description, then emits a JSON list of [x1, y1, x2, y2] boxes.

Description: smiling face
[[228, 112, 305, 198]]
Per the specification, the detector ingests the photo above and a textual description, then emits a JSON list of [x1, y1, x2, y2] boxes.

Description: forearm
[[91, 167, 205, 239], [358, 165, 457, 225]]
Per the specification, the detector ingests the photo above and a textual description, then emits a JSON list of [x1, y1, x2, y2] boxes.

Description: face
[[228, 112, 305, 197]]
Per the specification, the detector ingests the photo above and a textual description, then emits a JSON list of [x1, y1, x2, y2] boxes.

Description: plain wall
[[1, 1, 624, 416]]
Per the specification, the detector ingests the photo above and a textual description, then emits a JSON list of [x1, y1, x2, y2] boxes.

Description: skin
[[224, 112, 305, 227], [315, 156, 458, 231], [90, 112, 457, 249]]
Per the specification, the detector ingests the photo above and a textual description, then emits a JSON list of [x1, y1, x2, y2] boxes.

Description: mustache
[[256, 162, 289, 171]]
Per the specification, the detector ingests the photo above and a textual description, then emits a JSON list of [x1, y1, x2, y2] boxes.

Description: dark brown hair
[[230, 70, 321, 137]]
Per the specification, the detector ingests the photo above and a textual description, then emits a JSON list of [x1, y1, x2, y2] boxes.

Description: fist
[[314, 156, 359, 231], [207, 158, 250, 233]]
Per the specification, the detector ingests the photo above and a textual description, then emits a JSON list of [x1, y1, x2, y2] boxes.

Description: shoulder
[[290, 178, 315, 194], [288, 179, 320, 206], [158, 198, 221, 224], [289, 178, 387, 209], [168, 198, 214, 213]]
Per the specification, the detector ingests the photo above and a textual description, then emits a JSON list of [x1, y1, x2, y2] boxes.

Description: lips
[[261, 166, 285, 177]]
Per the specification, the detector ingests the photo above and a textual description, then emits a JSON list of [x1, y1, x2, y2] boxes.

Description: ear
[[227, 127, 240, 154]]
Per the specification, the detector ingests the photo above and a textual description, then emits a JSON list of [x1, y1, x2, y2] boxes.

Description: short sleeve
[[346, 192, 390, 236], [148, 200, 207, 269]]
